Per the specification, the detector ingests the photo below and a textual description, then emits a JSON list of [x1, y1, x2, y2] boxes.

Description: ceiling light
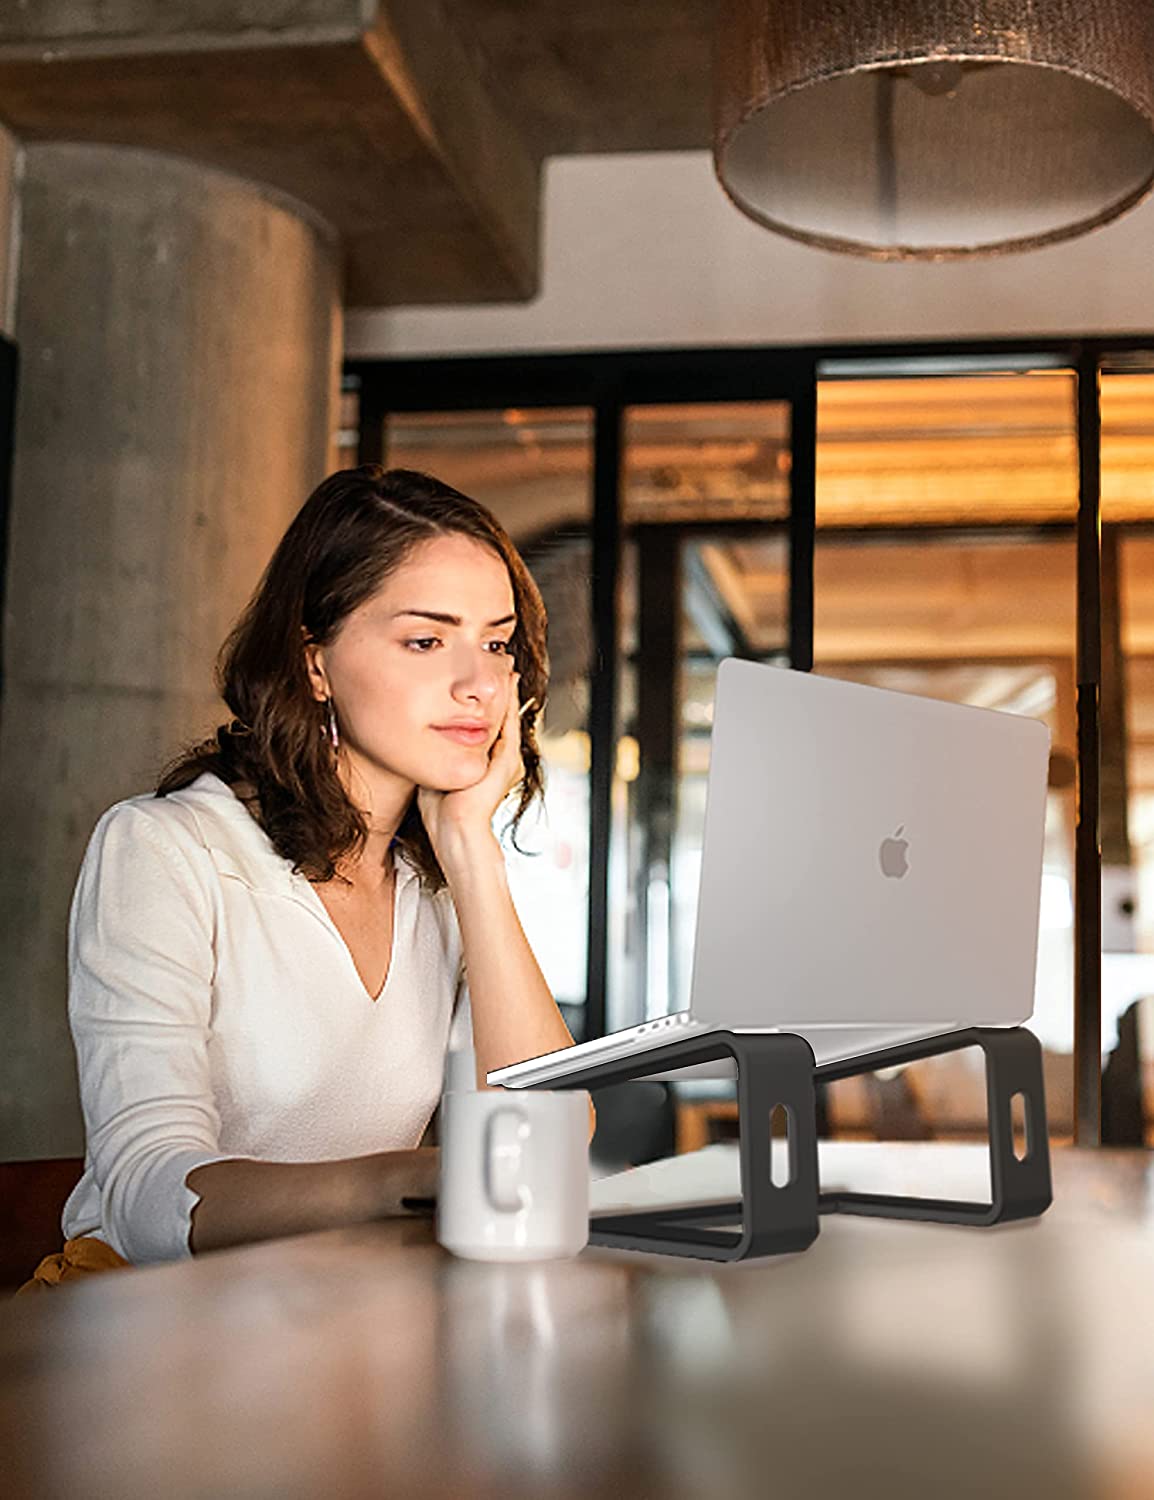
[[714, 0, 1154, 258]]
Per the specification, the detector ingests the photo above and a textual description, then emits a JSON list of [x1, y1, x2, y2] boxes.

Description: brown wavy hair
[[157, 466, 549, 890]]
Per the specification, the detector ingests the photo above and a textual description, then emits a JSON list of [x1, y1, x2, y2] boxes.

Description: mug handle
[[484, 1108, 530, 1214]]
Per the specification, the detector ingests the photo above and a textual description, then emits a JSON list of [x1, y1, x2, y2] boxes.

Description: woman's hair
[[157, 465, 549, 889]]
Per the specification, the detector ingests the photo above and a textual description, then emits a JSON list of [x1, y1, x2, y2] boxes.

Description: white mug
[[437, 1088, 591, 1261]]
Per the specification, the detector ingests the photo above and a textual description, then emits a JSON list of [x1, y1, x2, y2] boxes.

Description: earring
[[324, 697, 339, 752]]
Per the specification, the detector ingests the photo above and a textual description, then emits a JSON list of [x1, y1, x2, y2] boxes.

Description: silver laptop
[[488, 658, 1052, 1089]]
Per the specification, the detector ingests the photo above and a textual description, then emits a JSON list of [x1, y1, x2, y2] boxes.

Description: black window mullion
[[635, 525, 685, 1021], [585, 401, 624, 1040], [356, 376, 386, 467], [789, 369, 818, 672], [1074, 346, 1103, 1146]]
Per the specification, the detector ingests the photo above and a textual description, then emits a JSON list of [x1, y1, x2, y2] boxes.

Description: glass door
[[384, 408, 596, 1039], [813, 362, 1079, 1143], [611, 400, 793, 1032], [1100, 361, 1154, 1143]]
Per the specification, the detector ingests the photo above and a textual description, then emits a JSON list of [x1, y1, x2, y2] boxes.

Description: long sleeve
[[67, 801, 250, 1263]]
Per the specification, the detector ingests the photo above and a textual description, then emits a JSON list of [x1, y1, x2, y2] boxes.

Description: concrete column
[[0, 144, 342, 1157], [0, 123, 19, 336]]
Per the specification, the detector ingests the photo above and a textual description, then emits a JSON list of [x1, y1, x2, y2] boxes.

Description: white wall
[[346, 151, 1154, 357]]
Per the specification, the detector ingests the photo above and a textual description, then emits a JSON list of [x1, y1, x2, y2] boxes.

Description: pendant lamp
[[714, 0, 1154, 258]]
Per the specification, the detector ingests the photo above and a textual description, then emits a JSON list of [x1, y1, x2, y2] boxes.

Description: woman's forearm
[[440, 827, 596, 1139], [185, 1147, 439, 1255]]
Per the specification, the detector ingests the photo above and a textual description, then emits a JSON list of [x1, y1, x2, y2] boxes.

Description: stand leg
[[817, 1027, 1052, 1226], [733, 1032, 821, 1257], [518, 1031, 820, 1261], [984, 1026, 1054, 1222]]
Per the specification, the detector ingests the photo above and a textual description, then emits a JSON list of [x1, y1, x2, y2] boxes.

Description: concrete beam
[[448, 0, 714, 156], [0, 1, 540, 305]]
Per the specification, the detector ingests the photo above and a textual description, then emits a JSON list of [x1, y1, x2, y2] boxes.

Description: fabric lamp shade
[[713, 0, 1154, 258]]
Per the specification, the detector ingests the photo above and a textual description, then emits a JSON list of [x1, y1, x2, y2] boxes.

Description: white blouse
[[61, 772, 472, 1264]]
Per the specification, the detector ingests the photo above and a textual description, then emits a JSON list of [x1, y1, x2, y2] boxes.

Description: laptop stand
[[815, 1026, 1052, 1226], [519, 1025, 1051, 1261]]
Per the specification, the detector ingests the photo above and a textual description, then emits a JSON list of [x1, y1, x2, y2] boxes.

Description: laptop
[[488, 658, 1052, 1089]]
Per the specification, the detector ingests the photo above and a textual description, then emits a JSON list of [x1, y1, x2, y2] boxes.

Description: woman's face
[[306, 532, 518, 795]]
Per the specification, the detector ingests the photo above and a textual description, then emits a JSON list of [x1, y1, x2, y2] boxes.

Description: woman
[[24, 465, 590, 1284]]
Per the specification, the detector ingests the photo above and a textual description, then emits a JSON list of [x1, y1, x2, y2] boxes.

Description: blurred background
[[354, 361, 1154, 1163], [0, 2, 1152, 1167]]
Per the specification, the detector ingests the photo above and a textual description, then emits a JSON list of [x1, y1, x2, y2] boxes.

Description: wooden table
[[3, 1144, 1154, 1500]]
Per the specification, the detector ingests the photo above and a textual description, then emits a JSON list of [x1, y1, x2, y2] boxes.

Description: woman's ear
[[301, 629, 330, 704]]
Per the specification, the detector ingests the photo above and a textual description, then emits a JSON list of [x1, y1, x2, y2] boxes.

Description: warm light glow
[[1102, 373, 1154, 521], [615, 735, 639, 783], [546, 730, 591, 775], [816, 372, 1079, 527]]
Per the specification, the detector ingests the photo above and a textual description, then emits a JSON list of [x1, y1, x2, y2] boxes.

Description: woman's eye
[[405, 636, 512, 654]]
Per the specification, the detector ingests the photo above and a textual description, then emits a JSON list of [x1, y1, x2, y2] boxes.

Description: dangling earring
[[325, 697, 339, 752]]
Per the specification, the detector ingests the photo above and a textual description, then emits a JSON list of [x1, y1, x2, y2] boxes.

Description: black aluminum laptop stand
[[516, 1025, 1051, 1261]]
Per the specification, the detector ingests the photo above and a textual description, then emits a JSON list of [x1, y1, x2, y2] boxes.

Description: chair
[[589, 1081, 676, 1172], [863, 1068, 934, 1140], [0, 1157, 84, 1291], [1102, 999, 1148, 1146]]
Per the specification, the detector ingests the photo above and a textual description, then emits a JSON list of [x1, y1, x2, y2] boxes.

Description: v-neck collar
[[295, 845, 412, 1003], [177, 774, 422, 1000]]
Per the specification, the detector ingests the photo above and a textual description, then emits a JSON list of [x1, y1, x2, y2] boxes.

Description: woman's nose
[[452, 647, 507, 702]]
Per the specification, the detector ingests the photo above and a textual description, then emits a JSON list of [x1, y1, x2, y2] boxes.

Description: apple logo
[[879, 826, 910, 879]]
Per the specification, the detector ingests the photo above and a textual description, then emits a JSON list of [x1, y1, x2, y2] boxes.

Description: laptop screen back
[[688, 660, 1051, 1035]]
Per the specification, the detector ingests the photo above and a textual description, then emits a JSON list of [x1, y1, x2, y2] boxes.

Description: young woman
[[27, 465, 591, 1282]]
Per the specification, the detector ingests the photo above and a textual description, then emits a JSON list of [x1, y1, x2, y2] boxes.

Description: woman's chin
[[426, 758, 491, 793]]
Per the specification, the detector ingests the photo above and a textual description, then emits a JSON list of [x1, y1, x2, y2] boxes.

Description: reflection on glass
[[1121, 537, 1154, 946], [387, 408, 591, 541], [613, 400, 792, 1035], [673, 536, 790, 1019], [386, 409, 594, 1018], [624, 403, 790, 523], [1113, 532, 1154, 1141], [817, 371, 1078, 527], [684, 535, 789, 658], [1101, 366, 1154, 1140], [1102, 373, 1154, 523], [335, 377, 360, 470], [607, 542, 639, 1035]]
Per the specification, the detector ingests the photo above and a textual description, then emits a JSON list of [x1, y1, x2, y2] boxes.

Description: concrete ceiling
[[0, 1, 715, 306], [445, 1, 714, 155]]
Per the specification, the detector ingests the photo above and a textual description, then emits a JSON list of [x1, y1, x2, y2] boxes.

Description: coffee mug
[[437, 1088, 591, 1261]]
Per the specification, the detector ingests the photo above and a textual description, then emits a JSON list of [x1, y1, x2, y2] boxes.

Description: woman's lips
[[434, 724, 490, 746]]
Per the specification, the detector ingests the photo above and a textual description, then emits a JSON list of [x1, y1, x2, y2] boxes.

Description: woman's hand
[[418, 670, 526, 872]]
